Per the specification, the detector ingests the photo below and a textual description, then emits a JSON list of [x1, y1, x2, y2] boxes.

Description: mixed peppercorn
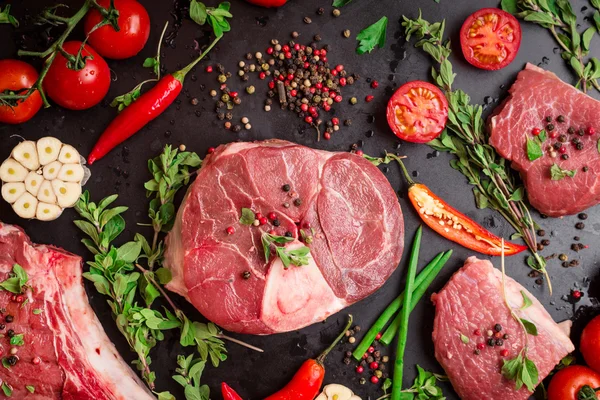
[[343, 325, 389, 385], [469, 323, 511, 357]]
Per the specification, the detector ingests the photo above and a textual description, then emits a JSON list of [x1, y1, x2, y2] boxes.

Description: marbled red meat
[[0, 222, 153, 400], [490, 63, 600, 217], [431, 256, 574, 400], [164, 140, 404, 335]]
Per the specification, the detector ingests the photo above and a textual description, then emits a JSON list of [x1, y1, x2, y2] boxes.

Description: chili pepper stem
[[386, 153, 415, 186], [316, 315, 353, 364], [172, 34, 223, 84]]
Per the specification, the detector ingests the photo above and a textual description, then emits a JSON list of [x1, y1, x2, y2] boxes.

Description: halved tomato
[[460, 8, 522, 71], [386, 81, 448, 143]]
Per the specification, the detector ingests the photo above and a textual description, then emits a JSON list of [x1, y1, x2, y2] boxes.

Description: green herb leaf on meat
[[25, 386, 35, 394], [356, 16, 388, 54], [550, 163, 577, 180], [332, 0, 353, 7], [526, 137, 543, 161], [520, 318, 538, 336], [460, 333, 469, 344], [239, 208, 256, 225], [1, 382, 11, 397], [520, 290, 533, 310], [9, 334, 24, 346], [502, 350, 539, 392], [0, 264, 28, 294]]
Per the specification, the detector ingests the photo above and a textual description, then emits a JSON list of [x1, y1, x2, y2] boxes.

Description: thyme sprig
[[501, 0, 600, 92], [401, 12, 550, 292]]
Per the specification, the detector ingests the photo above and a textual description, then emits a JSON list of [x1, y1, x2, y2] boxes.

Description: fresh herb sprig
[[0, 264, 28, 294], [0, 5, 18, 27], [356, 16, 388, 54], [172, 354, 210, 400], [190, 1, 233, 38], [377, 365, 447, 399], [261, 232, 311, 268], [550, 163, 577, 180], [402, 12, 550, 292], [501, 0, 600, 92]]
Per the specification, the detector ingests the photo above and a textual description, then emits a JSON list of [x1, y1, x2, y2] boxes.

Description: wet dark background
[[1, 0, 599, 399]]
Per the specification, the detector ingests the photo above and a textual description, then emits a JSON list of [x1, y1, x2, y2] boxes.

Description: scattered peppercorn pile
[[344, 325, 390, 386], [531, 114, 594, 165]]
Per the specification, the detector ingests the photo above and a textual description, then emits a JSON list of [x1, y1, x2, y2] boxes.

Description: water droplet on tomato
[[90, 70, 95, 75]]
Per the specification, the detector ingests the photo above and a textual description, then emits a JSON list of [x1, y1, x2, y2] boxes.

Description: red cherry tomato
[[84, 0, 150, 60], [548, 366, 600, 400], [43, 41, 111, 110], [581, 315, 600, 374], [0, 60, 42, 124], [386, 80, 448, 143], [460, 8, 522, 71], [245, 0, 287, 7]]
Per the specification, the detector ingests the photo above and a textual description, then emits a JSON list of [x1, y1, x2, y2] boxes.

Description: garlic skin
[[1, 137, 89, 221], [315, 384, 362, 400]]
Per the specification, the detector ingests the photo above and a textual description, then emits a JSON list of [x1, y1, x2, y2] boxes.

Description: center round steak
[[164, 140, 404, 335]]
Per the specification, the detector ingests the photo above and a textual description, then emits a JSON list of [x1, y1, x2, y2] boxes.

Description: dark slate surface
[[1, 0, 599, 399]]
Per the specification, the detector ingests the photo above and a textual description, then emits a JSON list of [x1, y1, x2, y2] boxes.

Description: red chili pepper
[[395, 158, 527, 256], [87, 39, 220, 164], [245, 0, 287, 7], [264, 315, 353, 400], [222, 383, 244, 400]]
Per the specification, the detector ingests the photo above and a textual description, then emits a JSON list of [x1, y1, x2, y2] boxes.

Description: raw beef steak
[[0, 222, 154, 400], [431, 256, 574, 400], [164, 140, 404, 335], [490, 63, 600, 217]]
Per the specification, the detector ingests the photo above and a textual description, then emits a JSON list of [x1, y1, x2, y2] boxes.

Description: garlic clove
[[57, 163, 84, 183], [321, 384, 361, 400], [52, 180, 81, 208], [24, 171, 43, 196], [1, 182, 26, 204], [43, 161, 63, 180], [36, 202, 62, 221], [12, 192, 38, 219], [37, 180, 56, 203], [58, 145, 80, 164], [350, 397, 361, 400], [0, 158, 29, 182], [12, 141, 40, 171], [315, 395, 327, 400], [36, 137, 62, 165]]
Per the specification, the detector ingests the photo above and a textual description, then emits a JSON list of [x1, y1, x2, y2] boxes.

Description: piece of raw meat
[[0, 222, 154, 400], [431, 256, 574, 400], [164, 140, 404, 335], [489, 63, 600, 217]]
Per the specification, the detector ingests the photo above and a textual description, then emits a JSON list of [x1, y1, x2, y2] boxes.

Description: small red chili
[[226, 227, 235, 235], [356, 366, 364, 374], [370, 376, 379, 384], [532, 127, 541, 135], [369, 361, 379, 369], [365, 95, 374, 102]]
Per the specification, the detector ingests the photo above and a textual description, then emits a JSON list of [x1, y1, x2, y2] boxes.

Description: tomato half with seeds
[[460, 8, 521, 70], [581, 315, 600, 374], [548, 365, 600, 400], [0, 60, 42, 124], [386, 81, 448, 143]]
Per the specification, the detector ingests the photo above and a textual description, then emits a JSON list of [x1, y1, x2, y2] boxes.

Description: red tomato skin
[[386, 80, 448, 143], [245, 0, 287, 7], [581, 315, 600, 374], [548, 365, 600, 400], [460, 8, 522, 71], [0, 60, 42, 124], [44, 41, 111, 110], [84, 0, 150, 60]]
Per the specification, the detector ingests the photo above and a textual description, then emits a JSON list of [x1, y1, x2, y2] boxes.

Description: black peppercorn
[[583, 166, 589, 172], [576, 142, 584, 150], [487, 338, 495, 347], [0, 324, 5, 330], [537, 243, 544, 251], [541, 239, 550, 246], [366, 356, 374, 363], [537, 229, 546, 236], [503, 333, 509, 340], [343, 357, 351, 365], [574, 236, 581, 241], [558, 134, 567, 142], [232, 125, 242, 133], [294, 198, 302, 207], [282, 184, 291, 192], [495, 339, 504, 346], [557, 115, 565, 122], [568, 127, 575, 134], [545, 116, 552, 122], [494, 324, 502, 332], [273, 219, 281, 227], [6, 356, 17, 366], [317, 7, 325, 15], [561, 154, 569, 160], [5, 315, 13, 323], [242, 271, 251, 280], [474, 349, 481, 355], [578, 213, 588, 220], [6, 329, 14, 338], [284, 231, 293, 237], [575, 222, 585, 230]]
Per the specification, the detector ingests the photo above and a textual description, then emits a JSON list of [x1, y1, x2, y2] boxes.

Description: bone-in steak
[[490, 63, 600, 217], [0, 222, 154, 399], [164, 140, 404, 335], [432, 256, 574, 400]]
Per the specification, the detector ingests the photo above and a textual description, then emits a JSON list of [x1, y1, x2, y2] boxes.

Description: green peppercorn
[[246, 85, 256, 95], [349, 97, 357, 105], [558, 254, 568, 261], [218, 74, 227, 83]]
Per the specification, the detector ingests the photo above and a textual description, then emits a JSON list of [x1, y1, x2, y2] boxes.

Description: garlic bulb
[[315, 384, 362, 400], [1, 137, 90, 221]]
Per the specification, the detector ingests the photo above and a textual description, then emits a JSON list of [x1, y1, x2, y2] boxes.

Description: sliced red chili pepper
[[395, 157, 526, 256], [222, 382, 244, 400]]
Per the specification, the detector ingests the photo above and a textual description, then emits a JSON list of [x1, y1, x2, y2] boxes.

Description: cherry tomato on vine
[[244, 0, 287, 7], [581, 315, 600, 374], [386, 80, 448, 143], [459, 8, 522, 71], [0, 60, 42, 124], [43, 41, 111, 110], [548, 366, 600, 400], [84, 0, 150, 60]]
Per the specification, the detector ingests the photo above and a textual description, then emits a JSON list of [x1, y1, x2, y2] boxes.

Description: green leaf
[[526, 137, 543, 161], [522, 356, 539, 392], [13, 264, 27, 287], [25, 385, 35, 394], [597, 138, 600, 154], [156, 267, 172, 285], [501, 0, 518, 14], [382, 378, 392, 394], [117, 241, 142, 263], [460, 333, 469, 344], [520, 319, 539, 336], [550, 163, 576, 180], [10, 334, 24, 346], [190, 0, 208, 25], [1, 358, 10, 371], [520, 290, 533, 310], [332, 0, 353, 6], [0, 382, 11, 397], [356, 16, 388, 54], [157, 392, 175, 400], [538, 129, 547, 142], [0, 5, 19, 28], [509, 187, 525, 202], [32, 309, 42, 315], [570, 56, 584, 77], [582, 27, 596, 52], [524, 12, 557, 26], [239, 208, 255, 225]]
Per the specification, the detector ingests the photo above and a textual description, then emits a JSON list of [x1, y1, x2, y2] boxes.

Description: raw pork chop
[[164, 140, 404, 335], [490, 63, 600, 217], [432, 256, 574, 400], [0, 222, 154, 400]]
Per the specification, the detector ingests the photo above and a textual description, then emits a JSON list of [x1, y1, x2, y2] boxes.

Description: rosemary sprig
[[401, 12, 550, 291], [501, 0, 600, 92]]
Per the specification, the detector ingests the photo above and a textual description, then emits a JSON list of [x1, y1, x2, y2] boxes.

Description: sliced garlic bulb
[[43, 161, 62, 180], [12, 141, 40, 171], [37, 137, 62, 165], [24, 171, 43, 196], [316, 384, 362, 400], [37, 180, 56, 203], [13, 192, 38, 219], [57, 163, 84, 183], [58, 145, 80, 164], [0, 159, 28, 182], [1, 183, 26, 204], [52, 180, 81, 208], [36, 202, 62, 221]]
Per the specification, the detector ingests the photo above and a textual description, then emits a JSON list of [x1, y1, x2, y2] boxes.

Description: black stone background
[[1, 0, 599, 399]]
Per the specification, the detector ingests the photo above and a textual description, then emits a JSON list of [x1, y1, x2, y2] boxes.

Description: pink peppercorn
[[477, 343, 485, 350], [356, 366, 364, 374], [368, 346, 375, 353], [205, 65, 213, 73], [375, 333, 382, 340], [32, 357, 41, 365], [335, 64, 344, 72], [588, 127, 596, 135], [371, 80, 379, 89], [474, 329, 481, 336], [259, 72, 266, 80], [559, 146, 567, 154], [207, 147, 215, 154], [268, 212, 277, 220], [369, 361, 379, 369], [370, 376, 379, 384], [356, 150, 364, 156], [365, 95, 374, 102], [324, 132, 331, 140], [226, 227, 235, 235], [500, 349, 509, 357]]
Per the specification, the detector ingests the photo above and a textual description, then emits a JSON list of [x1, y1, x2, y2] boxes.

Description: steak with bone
[[0, 222, 154, 400], [164, 140, 404, 335]]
